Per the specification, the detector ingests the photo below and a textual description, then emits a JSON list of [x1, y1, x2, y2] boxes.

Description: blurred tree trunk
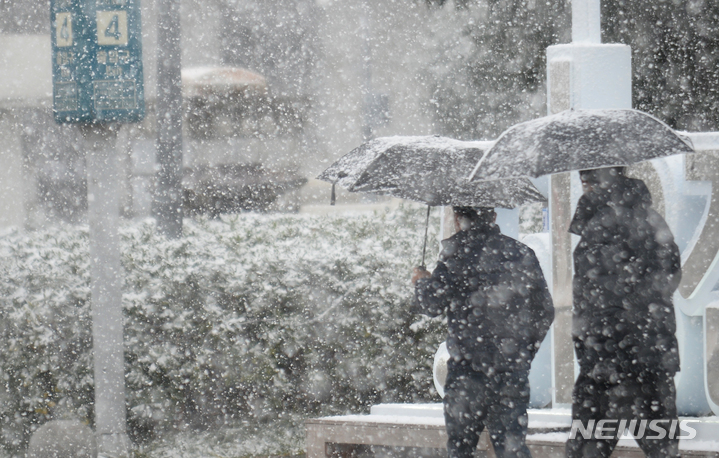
[[154, 0, 184, 238]]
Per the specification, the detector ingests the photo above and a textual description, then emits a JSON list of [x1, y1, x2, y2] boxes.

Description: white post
[[572, 0, 601, 43], [83, 124, 131, 458]]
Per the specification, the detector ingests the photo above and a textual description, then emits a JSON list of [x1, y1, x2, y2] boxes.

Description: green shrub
[[0, 205, 445, 455]]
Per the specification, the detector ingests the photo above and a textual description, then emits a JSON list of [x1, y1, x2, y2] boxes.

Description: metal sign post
[[50, 1, 144, 456], [82, 123, 130, 457]]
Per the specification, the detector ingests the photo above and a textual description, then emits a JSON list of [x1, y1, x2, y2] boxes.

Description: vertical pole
[[572, 0, 601, 43], [82, 123, 130, 458], [547, 59, 574, 407], [154, 0, 183, 238], [549, 173, 574, 406], [360, 0, 373, 142], [706, 305, 719, 410]]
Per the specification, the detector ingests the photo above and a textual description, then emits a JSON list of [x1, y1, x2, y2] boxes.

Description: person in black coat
[[412, 206, 554, 458], [566, 167, 682, 458]]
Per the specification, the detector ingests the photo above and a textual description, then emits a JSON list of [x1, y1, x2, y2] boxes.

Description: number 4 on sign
[[105, 15, 121, 39], [96, 10, 128, 46]]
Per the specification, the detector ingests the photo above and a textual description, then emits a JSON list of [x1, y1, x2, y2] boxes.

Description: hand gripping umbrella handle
[[421, 205, 431, 269]]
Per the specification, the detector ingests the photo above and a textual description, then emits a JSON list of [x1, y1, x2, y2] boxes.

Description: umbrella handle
[[331, 172, 347, 206], [421, 205, 431, 269]]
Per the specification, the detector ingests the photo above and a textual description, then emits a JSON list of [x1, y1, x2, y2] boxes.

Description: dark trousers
[[444, 365, 532, 458], [566, 370, 680, 458]]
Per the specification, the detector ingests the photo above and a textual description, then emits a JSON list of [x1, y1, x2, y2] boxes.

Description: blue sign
[[51, 0, 145, 124]]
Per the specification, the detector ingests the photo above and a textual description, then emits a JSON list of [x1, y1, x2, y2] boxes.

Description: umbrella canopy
[[318, 136, 546, 208], [469, 108, 695, 181]]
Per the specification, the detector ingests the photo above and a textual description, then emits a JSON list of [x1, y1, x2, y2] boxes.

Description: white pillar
[[83, 124, 131, 458], [572, 0, 601, 44]]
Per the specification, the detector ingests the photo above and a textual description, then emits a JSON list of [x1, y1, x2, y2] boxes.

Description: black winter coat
[[569, 176, 681, 380], [415, 223, 554, 375]]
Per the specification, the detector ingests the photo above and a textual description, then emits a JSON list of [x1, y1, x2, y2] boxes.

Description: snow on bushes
[[0, 206, 444, 454]]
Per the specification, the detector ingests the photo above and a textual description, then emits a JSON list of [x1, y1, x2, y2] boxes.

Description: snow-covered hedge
[[0, 206, 444, 454]]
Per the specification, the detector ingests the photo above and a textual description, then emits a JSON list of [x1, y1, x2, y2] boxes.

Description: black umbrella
[[317, 135, 546, 266], [469, 108, 695, 181]]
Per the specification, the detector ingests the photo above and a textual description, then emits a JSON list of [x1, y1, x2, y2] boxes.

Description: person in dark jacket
[[412, 206, 554, 458], [566, 167, 682, 458]]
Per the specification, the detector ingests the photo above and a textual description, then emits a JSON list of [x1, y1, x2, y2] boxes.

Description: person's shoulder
[[621, 176, 653, 207], [646, 208, 676, 245], [494, 231, 526, 247], [439, 231, 465, 261], [494, 232, 539, 260]]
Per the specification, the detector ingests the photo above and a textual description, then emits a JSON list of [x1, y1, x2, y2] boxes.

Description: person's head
[[452, 206, 496, 232], [579, 166, 626, 194]]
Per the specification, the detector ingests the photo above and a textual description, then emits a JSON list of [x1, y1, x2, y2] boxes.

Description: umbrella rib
[[349, 151, 387, 191], [528, 141, 543, 178], [469, 149, 490, 181]]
